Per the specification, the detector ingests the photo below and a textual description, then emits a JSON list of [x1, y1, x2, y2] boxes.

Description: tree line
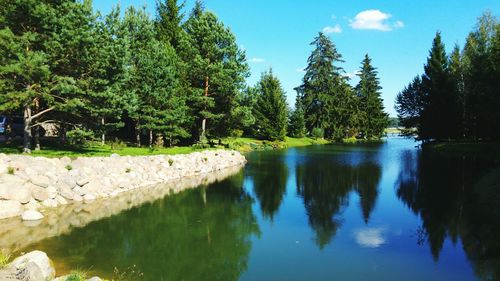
[[0, 0, 388, 153], [395, 12, 500, 142]]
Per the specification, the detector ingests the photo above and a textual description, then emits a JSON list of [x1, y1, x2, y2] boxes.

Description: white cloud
[[353, 227, 387, 248], [322, 24, 342, 34], [249, 57, 265, 63], [349, 10, 403, 31]]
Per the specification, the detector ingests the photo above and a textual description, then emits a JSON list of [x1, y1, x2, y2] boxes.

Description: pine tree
[[421, 32, 457, 141], [395, 76, 424, 132], [183, 3, 249, 140], [288, 93, 306, 138], [355, 54, 388, 139], [155, 0, 185, 49], [253, 70, 289, 141]]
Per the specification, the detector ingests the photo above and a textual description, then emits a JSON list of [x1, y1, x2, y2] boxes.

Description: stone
[[24, 198, 41, 211], [22, 210, 44, 221], [31, 185, 49, 202], [55, 195, 68, 205], [47, 186, 58, 199], [41, 199, 58, 208], [30, 175, 50, 188], [84, 193, 96, 203], [0, 200, 22, 219], [76, 177, 90, 187], [73, 194, 83, 202], [7, 185, 31, 204], [10, 251, 55, 281], [59, 187, 74, 200]]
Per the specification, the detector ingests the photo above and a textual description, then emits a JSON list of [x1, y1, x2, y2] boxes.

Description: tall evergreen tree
[[253, 70, 288, 141], [288, 93, 306, 138], [420, 32, 458, 140], [155, 0, 185, 49], [355, 54, 388, 139], [183, 3, 249, 140], [297, 32, 355, 140]]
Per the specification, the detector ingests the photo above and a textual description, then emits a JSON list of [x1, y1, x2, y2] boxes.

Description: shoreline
[[0, 150, 246, 222]]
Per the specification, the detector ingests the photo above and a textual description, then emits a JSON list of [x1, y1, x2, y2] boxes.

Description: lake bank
[[0, 150, 246, 221]]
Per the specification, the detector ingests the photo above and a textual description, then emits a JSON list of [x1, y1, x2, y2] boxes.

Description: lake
[[20, 138, 500, 281]]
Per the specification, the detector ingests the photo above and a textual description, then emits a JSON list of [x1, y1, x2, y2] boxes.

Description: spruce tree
[[355, 54, 388, 139], [395, 76, 424, 132], [289, 93, 306, 138], [253, 70, 288, 141], [421, 32, 456, 140]]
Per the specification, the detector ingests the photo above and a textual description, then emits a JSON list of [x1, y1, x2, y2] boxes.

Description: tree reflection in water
[[27, 171, 260, 281], [396, 148, 500, 281]]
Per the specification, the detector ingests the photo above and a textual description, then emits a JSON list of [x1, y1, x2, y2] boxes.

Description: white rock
[[30, 175, 50, 188], [31, 185, 49, 201], [76, 177, 90, 187], [7, 185, 32, 204], [10, 251, 55, 281], [41, 199, 58, 208], [46, 186, 58, 199], [83, 193, 96, 203], [22, 210, 44, 221], [0, 200, 22, 219], [55, 195, 68, 205], [24, 198, 41, 211]]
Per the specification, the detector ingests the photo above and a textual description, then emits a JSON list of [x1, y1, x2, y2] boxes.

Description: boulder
[[0, 200, 22, 219], [30, 175, 50, 188], [31, 185, 49, 202], [9, 251, 56, 281], [46, 186, 58, 199], [6, 185, 32, 204], [59, 186, 74, 200], [22, 210, 44, 221]]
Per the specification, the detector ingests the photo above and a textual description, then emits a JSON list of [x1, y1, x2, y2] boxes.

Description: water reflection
[[295, 155, 382, 248], [25, 171, 260, 281], [249, 153, 288, 220], [396, 148, 500, 280]]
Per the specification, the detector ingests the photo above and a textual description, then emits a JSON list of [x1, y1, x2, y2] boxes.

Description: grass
[[0, 141, 206, 158], [65, 270, 88, 281], [6, 166, 15, 175], [222, 137, 330, 152], [0, 249, 12, 269]]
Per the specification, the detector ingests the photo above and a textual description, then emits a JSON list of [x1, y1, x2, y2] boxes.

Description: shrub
[[125, 168, 132, 173], [203, 157, 208, 162], [67, 128, 94, 145], [168, 159, 174, 166], [7, 166, 15, 175], [230, 129, 243, 138], [65, 165, 73, 171], [311, 127, 324, 139], [110, 139, 126, 150], [65, 270, 87, 281]]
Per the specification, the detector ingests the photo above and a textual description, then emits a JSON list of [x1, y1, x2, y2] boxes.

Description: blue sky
[[93, 1, 499, 116]]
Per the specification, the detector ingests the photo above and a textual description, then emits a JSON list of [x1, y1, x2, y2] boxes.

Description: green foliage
[[65, 165, 73, 171], [67, 128, 94, 145], [311, 127, 324, 139], [253, 70, 289, 141], [125, 168, 132, 173], [0, 249, 11, 268], [355, 54, 389, 139], [396, 12, 499, 141], [288, 93, 306, 138], [168, 159, 174, 166], [296, 32, 360, 140], [65, 270, 88, 281]]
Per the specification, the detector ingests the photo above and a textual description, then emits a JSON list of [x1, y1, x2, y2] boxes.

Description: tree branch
[[30, 106, 55, 120]]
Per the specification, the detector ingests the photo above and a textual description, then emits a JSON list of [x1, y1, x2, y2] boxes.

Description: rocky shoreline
[[0, 150, 246, 222]]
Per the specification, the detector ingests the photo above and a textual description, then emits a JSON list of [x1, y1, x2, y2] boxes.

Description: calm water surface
[[22, 138, 500, 281]]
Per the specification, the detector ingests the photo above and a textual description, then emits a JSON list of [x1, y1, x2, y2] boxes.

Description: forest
[[395, 12, 500, 142], [0, 0, 388, 153]]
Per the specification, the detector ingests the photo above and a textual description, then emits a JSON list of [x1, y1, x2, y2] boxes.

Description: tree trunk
[[34, 126, 40, 151], [23, 105, 32, 154], [101, 117, 106, 146], [149, 129, 153, 148], [135, 120, 141, 147], [200, 76, 209, 142]]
